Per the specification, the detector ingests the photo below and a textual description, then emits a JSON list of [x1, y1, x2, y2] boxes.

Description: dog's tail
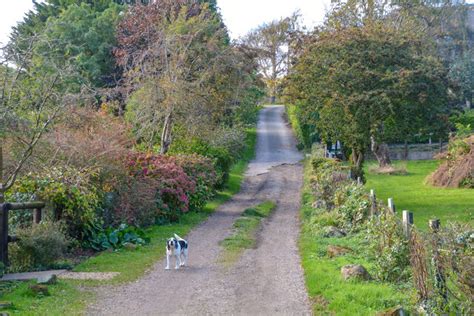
[[174, 233, 184, 240]]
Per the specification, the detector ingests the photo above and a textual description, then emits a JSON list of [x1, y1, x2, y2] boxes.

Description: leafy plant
[[9, 222, 70, 272], [82, 223, 149, 251]]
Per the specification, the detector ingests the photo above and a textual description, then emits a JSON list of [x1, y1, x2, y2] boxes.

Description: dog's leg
[[182, 248, 188, 267], [165, 251, 170, 270], [175, 253, 180, 269]]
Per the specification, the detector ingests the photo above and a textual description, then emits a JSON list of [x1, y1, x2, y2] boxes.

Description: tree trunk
[[371, 135, 391, 167], [350, 148, 365, 182], [160, 113, 173, 155]]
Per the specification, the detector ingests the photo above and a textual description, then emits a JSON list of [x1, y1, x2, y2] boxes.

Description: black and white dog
[[165, 234, 188, 270]]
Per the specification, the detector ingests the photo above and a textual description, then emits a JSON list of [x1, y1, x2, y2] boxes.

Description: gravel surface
[[88, 105, 311, 316]]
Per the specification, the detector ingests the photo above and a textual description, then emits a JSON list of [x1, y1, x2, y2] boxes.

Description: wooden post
[[0, 145, 7, 265], [388, 198, 396, 214], [429, 219, 447, 304], [33, 208, 42, 224], [357, 177, 361, 185], [402, 210, 413, 238], [429, 219, 440, 232], [370, 189, 377, 216], [0, 203, 8, 266]]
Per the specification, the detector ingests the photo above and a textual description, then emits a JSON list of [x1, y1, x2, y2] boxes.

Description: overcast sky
[[1, 0, 473, 45]]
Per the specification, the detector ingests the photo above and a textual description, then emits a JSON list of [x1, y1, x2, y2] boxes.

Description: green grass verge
[[0, 128, 258, 315], [299, 159, 411, 315], [365, 160, 474, 230], [219, 201, 276, 266]]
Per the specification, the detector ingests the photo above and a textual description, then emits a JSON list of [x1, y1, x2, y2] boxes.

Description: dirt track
[[88, 105, 311, 315]]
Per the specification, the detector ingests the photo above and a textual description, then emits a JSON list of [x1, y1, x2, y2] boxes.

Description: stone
[[28, 284, 50, 296], [0, 301, 13, 308], [327, 245, 352, 258], [376, 307, 406, 316], [323, 226, 347, 238], [341, 264, 371, 281], [123, 242, 138, 251], [37, 274, 57, 285], [311, 200, 326, 209]]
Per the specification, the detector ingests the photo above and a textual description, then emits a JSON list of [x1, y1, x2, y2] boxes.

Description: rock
[[37, 274, 57, 285], [28, 284, 50, 296], [377, 307, 406, 316], [0, 301, 13, 308], [311, 200, 326, 209], [341, 264, 371, 281], [123, 242, 138, 251], [323, 226, 347, 238], [327, 245, 352, 258]]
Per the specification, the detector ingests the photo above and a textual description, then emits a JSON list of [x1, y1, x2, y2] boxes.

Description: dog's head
[[167, 238, 177, 251]]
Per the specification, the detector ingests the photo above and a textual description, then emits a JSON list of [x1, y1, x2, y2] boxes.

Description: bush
[[170, 138, 232, 188], [174, 154, 217, 211], [7, 167, 103, 240], [208, 127, 246, 159], [367, 212, 410, 282], [9, 222, 69, 272], [334, 183, 370, 230], [125, 153, 195, 221]]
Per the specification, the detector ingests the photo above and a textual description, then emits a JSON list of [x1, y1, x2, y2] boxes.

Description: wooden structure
[[0, 201, 45, 266]]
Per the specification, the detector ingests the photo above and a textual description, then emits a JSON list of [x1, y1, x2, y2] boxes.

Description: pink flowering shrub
[[128, 153, 194, 215], [174, 154, 218, 211]]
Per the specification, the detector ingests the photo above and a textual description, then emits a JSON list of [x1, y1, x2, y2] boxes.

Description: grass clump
[[219, 201, 276, 266]]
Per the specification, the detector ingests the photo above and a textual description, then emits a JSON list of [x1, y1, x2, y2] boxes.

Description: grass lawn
[[0, 128, 257, 315], [365, 160, 474, 230], [299, 160, 410, 315], [219, 201, 276, 267]]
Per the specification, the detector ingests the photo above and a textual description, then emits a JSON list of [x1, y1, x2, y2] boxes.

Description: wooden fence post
[[357, 177, 361, 185], [0, 203, 8, 266], [402, 210, 413, 238], [33, 208, 42, 224], [429, 219, 447, 304], [388, 198, 396, 214], [370, 189, 377, 216]]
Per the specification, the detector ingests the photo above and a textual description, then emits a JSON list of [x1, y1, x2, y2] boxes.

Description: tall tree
[[286, 23, 448, 176], [242, 17, 292, 103], [0, 34, 83, 200], [115, 0, 238, 153]]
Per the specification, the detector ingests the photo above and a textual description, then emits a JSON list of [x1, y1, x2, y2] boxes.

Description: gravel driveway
[[88, 105, 311, 315]]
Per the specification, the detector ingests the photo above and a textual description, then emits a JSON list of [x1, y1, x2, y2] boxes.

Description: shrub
[[113, 176, 163, 226], [310, 157, 349, 210], [125, 153, 195, 221], [170, 138, 232, 188], [367, 212, 410, 282], [208, 127, 246, 159], [7, 167, 103, 240], [174, 154, 217, 211], [9, 222, 69, 272], [334, 183, 370, 230]]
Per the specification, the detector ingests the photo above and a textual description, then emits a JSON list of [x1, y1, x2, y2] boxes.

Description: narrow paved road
[[88, 105, 310, 315]]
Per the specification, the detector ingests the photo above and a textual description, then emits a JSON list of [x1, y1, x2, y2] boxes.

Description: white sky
[[0, 0, 473, 45]]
